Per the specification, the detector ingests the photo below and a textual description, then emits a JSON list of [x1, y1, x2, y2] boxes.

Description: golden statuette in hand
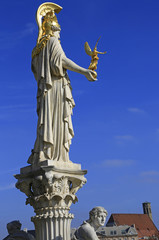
[[84, 37, 106, 78]]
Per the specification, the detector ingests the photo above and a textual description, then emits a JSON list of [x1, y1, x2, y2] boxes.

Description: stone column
[[15, 161, 87, 240]]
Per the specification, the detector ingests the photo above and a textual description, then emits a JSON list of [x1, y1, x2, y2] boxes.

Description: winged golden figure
[[85, 37, 106, 77]]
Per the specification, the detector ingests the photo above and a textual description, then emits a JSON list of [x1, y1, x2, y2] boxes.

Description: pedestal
[[15, 161, 87, 240]]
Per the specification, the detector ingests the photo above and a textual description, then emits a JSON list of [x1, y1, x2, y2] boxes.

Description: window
[[111, 231, 114, 235], [114, 231, 117, 235], [121, 230, 126, 235]]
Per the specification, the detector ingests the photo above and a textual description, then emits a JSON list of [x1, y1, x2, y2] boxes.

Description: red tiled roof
[[107, 214, 158, 238]]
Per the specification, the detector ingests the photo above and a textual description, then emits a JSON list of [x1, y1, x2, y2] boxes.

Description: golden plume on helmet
[[36, 2, 62, 44], [32, 2, 62, 59]]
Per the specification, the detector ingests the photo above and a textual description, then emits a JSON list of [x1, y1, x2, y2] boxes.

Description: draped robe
[[73, 221, 99, 240], [28, 37, 75, 164]]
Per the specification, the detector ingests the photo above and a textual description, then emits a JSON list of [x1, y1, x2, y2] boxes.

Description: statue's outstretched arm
[[62, 57, 97, 82]]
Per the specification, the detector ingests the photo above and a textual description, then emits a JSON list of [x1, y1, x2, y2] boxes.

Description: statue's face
[[93, 211, 106, 228]]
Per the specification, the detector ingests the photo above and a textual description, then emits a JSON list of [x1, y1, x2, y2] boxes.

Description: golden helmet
[[36, 2, 62, 43]]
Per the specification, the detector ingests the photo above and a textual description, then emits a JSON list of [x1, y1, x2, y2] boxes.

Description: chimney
[[142, 202, 152, 221]]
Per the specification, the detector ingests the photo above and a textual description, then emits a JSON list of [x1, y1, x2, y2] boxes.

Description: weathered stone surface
[[15, 163, 87, 240], [3, 220, 35, 240]]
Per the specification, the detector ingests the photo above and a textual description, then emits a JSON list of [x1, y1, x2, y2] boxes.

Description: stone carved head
[[4, 220, 35, 240], [72, 206, 108, 240], [7, 221, 22, 235], [87, 206, 108, 229]]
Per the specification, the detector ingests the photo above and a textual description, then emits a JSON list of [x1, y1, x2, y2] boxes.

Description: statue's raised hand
[[62, 57, 97, 82], [84, 69, 97, 82]]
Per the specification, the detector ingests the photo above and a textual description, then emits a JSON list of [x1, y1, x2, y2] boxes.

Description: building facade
[[97, 224, 138, 240], [106, 214, 159, 239]]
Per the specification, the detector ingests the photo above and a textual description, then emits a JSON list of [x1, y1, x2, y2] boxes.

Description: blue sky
[[1, 0, 159, 238]]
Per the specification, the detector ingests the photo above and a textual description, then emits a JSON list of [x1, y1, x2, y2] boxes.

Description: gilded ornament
[[32, 2, 62, 59], [85, 37, 106, 77]]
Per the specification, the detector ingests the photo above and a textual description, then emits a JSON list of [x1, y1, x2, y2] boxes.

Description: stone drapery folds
[[28, 37, 75, 165]]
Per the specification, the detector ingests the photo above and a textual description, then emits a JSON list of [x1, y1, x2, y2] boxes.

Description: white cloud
[[140, 171, 159, 176], [74, 90, 85, 96], [138, 171, 159, 183], [19, 23, 36, 38], [0, 23, 36, 50], [102, 159, 135, 167], [0, 104, 35, 120], [0, 104, 32, 110], [0, 183, 15, 191], [128, 108, 144, 113], [0, 167, 20, 176], [0, 105, 35, 120], [115, 135, 134, 141]]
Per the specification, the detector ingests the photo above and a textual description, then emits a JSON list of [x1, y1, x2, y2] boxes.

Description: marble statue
[[3, 220, 35, 240], [72, 206, 108, 240], [15, 3, 98, 240], [28, 2, 96, 165]]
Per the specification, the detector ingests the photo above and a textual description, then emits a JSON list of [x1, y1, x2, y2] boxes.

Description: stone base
[[15, 161, 87, 240], [20, 160, 83, 175]]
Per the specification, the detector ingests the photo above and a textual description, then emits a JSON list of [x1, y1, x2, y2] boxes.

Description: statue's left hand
[[84, 69, 97, 82]]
